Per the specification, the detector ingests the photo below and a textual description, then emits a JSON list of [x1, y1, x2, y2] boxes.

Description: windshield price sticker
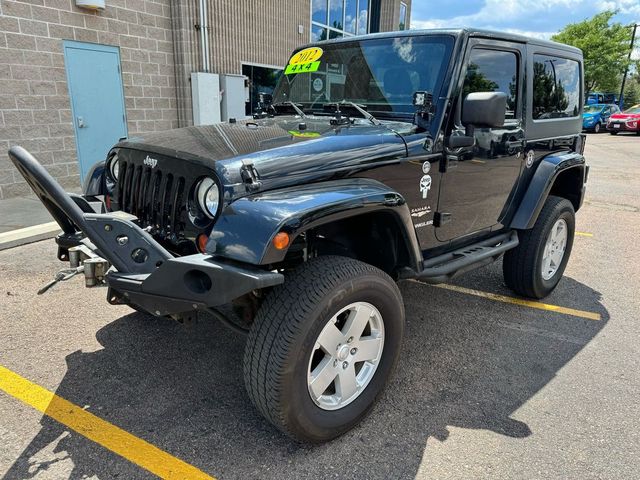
[[286, 47, 323, 75], [285, 61, 320, 74]]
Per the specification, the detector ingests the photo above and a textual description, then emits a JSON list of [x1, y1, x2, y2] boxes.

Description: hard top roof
[[308, 28, 582, 56]]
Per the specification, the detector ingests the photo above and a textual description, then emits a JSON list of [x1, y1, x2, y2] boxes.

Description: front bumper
[[8, 146, 283, 316], [606, 121, 639, 132]]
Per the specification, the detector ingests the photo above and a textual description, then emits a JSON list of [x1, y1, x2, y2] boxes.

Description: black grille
[[115, 160, 186, 237], [108, 149, 218, 255]]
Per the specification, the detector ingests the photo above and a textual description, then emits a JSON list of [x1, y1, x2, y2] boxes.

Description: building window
[[532, 54, 581, 119], [311, 0, 369, 39], [399, 2, 407, 30]]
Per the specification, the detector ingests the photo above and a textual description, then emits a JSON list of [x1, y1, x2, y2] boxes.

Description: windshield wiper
[[334, 101, 381, 125], [272, 101, 307, 118]]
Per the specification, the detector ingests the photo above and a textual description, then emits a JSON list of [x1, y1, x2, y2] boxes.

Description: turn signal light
[[197, 234, 208, 253], [272, 232, 290, 250]]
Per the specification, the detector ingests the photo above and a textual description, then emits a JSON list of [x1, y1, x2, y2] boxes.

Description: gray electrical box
[[191, 72, 221, 125], [220, 74, 247, 121]]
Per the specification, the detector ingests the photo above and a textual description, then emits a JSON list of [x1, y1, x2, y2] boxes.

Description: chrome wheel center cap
[[337, 344, 350, 361]]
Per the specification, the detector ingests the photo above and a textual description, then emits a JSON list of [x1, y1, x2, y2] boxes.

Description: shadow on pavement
[[4, 270, 609, 480]]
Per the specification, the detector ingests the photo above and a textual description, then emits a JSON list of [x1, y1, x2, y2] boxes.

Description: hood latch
[[240, 162, 262, 192]]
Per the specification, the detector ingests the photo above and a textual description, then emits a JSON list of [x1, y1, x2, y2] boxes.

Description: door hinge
[[440, 155, 458, 173], [434, 212, 452, 227]]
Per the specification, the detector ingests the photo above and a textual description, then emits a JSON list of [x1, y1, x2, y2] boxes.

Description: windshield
[[583, 105, 604, 114], [624, 105, 640, 114], [273, 35, 455, 117]]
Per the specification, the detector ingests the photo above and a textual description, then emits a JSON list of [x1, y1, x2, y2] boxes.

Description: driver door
[[435, 40, 526, 242]]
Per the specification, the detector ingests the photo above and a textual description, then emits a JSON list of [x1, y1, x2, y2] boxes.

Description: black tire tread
[[503, 195, 574, 298], [243, 255, 401, 438]]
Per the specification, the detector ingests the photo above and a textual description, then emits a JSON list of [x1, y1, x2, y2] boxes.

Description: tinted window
[[463, 49, 518, 119], [533, 54, 581, 119]]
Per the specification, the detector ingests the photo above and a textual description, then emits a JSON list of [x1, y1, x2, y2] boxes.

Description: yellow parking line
[[575, 231, 593, 237], [430, 283, 601, 321], [0, 365, 215, 480]]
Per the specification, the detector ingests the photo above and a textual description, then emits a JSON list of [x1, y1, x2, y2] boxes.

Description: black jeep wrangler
[[9, 29, 587, 443]]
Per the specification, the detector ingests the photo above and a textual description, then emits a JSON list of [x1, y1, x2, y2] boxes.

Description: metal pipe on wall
[[198, 0, 210, 72]]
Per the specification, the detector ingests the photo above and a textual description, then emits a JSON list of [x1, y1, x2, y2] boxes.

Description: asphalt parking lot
[[1, 132, 639, 479]]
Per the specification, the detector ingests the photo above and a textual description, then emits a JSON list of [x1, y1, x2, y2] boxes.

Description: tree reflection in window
[[463, 49, 518, 119], [533, 55, 580, 119]]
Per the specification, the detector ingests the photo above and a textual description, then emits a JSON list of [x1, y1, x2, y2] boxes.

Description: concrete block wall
[[0, 0, 179, 199]]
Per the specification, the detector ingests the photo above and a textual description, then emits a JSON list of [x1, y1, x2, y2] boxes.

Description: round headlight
[[108, 154, 119, 180], [197, 177, 220, 218]]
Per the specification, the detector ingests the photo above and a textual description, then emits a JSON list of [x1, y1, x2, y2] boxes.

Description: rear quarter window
[[532, 54, 581, 120]]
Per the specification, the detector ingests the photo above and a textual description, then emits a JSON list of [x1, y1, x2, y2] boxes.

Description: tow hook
[[37, 244, 111, 294]]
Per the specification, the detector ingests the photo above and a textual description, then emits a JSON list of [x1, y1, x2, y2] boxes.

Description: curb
[[0, 222, 60, 251]]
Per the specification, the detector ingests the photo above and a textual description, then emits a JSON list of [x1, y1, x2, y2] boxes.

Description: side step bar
[[413, 231, 519, 284]]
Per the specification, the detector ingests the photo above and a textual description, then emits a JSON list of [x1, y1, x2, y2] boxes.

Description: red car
[[607, 104, 640, 134]]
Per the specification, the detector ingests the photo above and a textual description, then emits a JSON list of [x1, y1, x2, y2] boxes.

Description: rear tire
[[243, 256, 404, 443], [503, 196, 575, 299], [593, 122, 601, 133]]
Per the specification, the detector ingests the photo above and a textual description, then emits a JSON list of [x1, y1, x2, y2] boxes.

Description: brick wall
[[0, 0, 178, 199]]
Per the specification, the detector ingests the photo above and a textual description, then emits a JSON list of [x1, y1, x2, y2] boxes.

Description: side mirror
[[461, 91, 508, 128], [446, 92, 507, 150]]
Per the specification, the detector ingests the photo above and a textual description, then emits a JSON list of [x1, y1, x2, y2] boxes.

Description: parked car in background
[[607, 104, 640, 134], [582, 103, 620, 133], [586, 92, 622, 109]]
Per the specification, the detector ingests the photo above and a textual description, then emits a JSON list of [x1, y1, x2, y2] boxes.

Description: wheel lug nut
[[347, 336, 353, 343], [350, 348, 357, 355], [342, 361, 348, 369]]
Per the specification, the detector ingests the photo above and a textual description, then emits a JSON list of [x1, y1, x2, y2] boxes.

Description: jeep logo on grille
[[143, 155, 158, 168]]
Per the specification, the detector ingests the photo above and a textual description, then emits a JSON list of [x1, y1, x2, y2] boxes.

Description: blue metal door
[[63, 41, 127, 181]]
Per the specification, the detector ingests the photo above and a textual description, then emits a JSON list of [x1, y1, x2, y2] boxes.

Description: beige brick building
[[0, 0, 410, 199]]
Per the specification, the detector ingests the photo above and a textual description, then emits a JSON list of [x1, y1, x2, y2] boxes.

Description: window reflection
[[533, 55, 580, 119], [345, 0, 358, 34], [328, 0, 344, 30], [358, 0, 369, 34], [311, 0, 327, 24], [311, 0, 369, 40], [463, 49, 518, 119], [399, 2, 407, 30]]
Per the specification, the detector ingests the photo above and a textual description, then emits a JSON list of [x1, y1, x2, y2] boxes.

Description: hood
[[610, 112, 640, 120], [117, 116, 415, 190]]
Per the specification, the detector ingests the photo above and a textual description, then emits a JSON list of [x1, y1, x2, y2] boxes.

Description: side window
[[532, 54, 581, 120], [611, 105, 619, 114], [463, 48, 518, 119]]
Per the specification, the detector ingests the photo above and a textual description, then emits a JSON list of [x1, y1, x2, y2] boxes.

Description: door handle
[[76, 116, 86, 128]]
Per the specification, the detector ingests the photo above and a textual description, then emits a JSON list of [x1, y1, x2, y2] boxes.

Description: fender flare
[[82, 160, 107, 197], [510, 152, 587, 230], [208, 178, 422, 270]]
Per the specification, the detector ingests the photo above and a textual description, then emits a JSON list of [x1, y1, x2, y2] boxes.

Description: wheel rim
[[594, 123, 600, 133], [541, 218, 568, 280], [307, 301, 385, 411]]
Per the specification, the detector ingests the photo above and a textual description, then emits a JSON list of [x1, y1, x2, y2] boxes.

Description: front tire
[[503, 196, 575, 299], [243, 256, 404, 443], [593, 122, 601, 133]]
